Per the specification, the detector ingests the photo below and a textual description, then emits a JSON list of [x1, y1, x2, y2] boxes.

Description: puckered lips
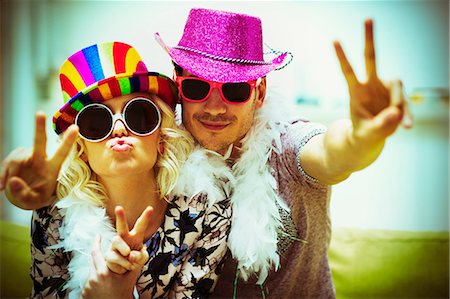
[[107, 138, 134, 152]]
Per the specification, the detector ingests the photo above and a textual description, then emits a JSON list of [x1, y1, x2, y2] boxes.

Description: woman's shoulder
[[31, 202, 65, 255], [32, 202, 64, 229]]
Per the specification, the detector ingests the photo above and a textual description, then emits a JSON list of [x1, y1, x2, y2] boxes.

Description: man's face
[[179, 70, 266, 155]]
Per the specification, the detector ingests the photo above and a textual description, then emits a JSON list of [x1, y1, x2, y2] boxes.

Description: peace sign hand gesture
[[82, 207, 153, 298], [334, 20, 412, 147], [0, 112, 78, 210], [104, 206, 153, 274]]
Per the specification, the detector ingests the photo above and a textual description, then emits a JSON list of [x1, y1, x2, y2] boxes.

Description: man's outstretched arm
[[300, 20, 413, 185]]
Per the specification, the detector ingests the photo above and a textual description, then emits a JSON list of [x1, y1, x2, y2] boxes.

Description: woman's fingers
[[6, 177, 35, 208], [91, 235, 107, 272], [1, 161, 16, 192], [105, 261, 128, 275], [32, 112, 48, 161], [115, 206, 130, 238], [105, 250, 133, 274], [111, 236, 131, 257], [50, 124, 78, 169], [129, 246, 149, 268], [131, 206, 153, 238], [0, 148, 32, 190]]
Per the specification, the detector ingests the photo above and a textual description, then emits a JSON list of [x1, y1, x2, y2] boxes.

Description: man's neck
[[217, 143, 242, 165]]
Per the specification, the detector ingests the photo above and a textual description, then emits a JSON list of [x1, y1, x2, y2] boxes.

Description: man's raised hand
[[334, 19, 412, 146]]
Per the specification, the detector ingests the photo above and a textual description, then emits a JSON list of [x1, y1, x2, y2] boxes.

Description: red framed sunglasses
[[176, 76, 260, 104]]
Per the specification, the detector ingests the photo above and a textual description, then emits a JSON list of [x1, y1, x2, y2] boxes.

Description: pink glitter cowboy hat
[[155, 8, 292, 83]]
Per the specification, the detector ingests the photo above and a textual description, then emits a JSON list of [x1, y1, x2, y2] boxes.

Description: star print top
[[29, 194, 232, 299]]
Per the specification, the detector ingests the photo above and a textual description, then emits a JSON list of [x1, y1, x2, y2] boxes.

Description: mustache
[[194, 113, 237, 123]]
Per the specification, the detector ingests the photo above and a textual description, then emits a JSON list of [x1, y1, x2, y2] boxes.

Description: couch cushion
[[1, 221, 449, 298], [329, 228, 449, 298], [1, 220, 32, 298]]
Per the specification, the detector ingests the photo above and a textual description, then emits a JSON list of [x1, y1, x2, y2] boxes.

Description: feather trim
[[173, 147, 234, 207], [228, 90, 291, 284], [54, 88, 292, 294], [53, 147, 234, 297], [55, 198, 116, 299]]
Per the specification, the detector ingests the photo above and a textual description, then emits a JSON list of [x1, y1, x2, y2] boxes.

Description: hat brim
[[53, 72, 177, 135], [156, 34, 287, 83]]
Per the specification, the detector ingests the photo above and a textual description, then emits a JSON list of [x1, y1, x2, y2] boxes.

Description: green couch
[[329, 228, 449, 298], [1, 221, 448, 298]]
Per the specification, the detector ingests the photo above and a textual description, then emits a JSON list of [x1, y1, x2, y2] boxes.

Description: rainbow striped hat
[[53, 42, 178, 135]]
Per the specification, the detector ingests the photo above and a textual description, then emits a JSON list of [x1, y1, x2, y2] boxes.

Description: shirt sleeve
[[278, 120, 327, 185], [170, 198, 232, 299], [30, 206, 70, 299]]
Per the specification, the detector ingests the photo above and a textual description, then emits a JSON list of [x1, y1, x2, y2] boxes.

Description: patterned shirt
[[30, 194, 231, 298]]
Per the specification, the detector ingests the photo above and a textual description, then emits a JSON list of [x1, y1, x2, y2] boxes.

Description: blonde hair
[[56, 96, 193, 206], [154, 97, 193, 199]]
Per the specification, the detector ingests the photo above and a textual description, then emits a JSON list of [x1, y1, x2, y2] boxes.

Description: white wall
[[1, 1, 448, 231]]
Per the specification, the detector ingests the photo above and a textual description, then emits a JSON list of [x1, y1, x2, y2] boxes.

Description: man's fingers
[[50, 124, 78, 167], [334, 41, 359, 88], [364, 19, 377, 78], [115, 206, 130, 238], [389, 80, 403, 107], [402, 97, 414, 129], [371, 106, 402, 138], [32, 112, 48, 160], [389, 80, 413, 129], [131, 206, 153, 238]]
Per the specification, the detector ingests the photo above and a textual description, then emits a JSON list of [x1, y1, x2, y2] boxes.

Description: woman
[[29, 41, 232, 298]]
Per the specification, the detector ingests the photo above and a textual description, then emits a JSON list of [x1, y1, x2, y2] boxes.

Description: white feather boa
[[54, 147, 234, 298], [56, 89, 292, 296], [227, 90, 291, 284], [176, 89, 293, 284], [172, 147, 235, 207], [54, 198, 116, 299]]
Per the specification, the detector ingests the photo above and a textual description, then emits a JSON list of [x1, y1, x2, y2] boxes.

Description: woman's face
[[82, 92, 161, 179]]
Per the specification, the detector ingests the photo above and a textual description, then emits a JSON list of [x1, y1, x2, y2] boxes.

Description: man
[[155, 8, 411, 298], [1, 8, 411, 298]]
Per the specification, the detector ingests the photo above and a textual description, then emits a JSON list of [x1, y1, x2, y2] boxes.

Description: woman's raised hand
[[83, 207, 153, 298], [104, 206, 153, 274], [0, 112, 78, 210], [82, 235, 140, 299]]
